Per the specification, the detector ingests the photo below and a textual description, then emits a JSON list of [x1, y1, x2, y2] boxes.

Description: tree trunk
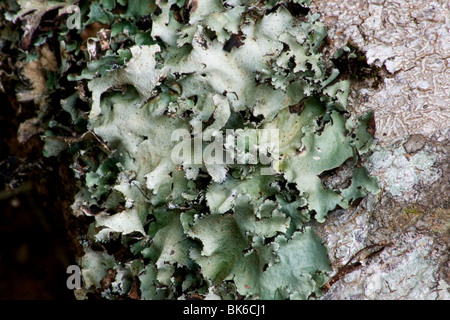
[[309, 0, 449, 299]]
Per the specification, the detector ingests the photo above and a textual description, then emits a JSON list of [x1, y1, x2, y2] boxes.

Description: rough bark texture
[[308, 0, 449, 300]]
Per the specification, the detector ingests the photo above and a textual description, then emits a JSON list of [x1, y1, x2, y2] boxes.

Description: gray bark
[[308, 0, 449, 300]]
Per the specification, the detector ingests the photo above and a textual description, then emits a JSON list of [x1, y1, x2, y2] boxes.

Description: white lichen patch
[[368, 145, 440, 201]]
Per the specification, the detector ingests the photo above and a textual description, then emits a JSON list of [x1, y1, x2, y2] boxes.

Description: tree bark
[[309, 0, 449, 299]]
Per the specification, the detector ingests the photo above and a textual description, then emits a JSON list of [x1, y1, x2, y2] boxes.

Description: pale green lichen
[[7, 0, 380, 299]]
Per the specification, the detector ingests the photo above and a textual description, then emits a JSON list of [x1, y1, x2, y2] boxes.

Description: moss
[[404, 206, 420, 216]]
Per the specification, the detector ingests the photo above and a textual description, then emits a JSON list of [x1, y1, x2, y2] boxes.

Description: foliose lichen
[[3, 0, 380, 299]]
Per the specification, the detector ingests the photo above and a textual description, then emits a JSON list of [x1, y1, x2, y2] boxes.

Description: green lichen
[[5, 0, 380, 299]]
